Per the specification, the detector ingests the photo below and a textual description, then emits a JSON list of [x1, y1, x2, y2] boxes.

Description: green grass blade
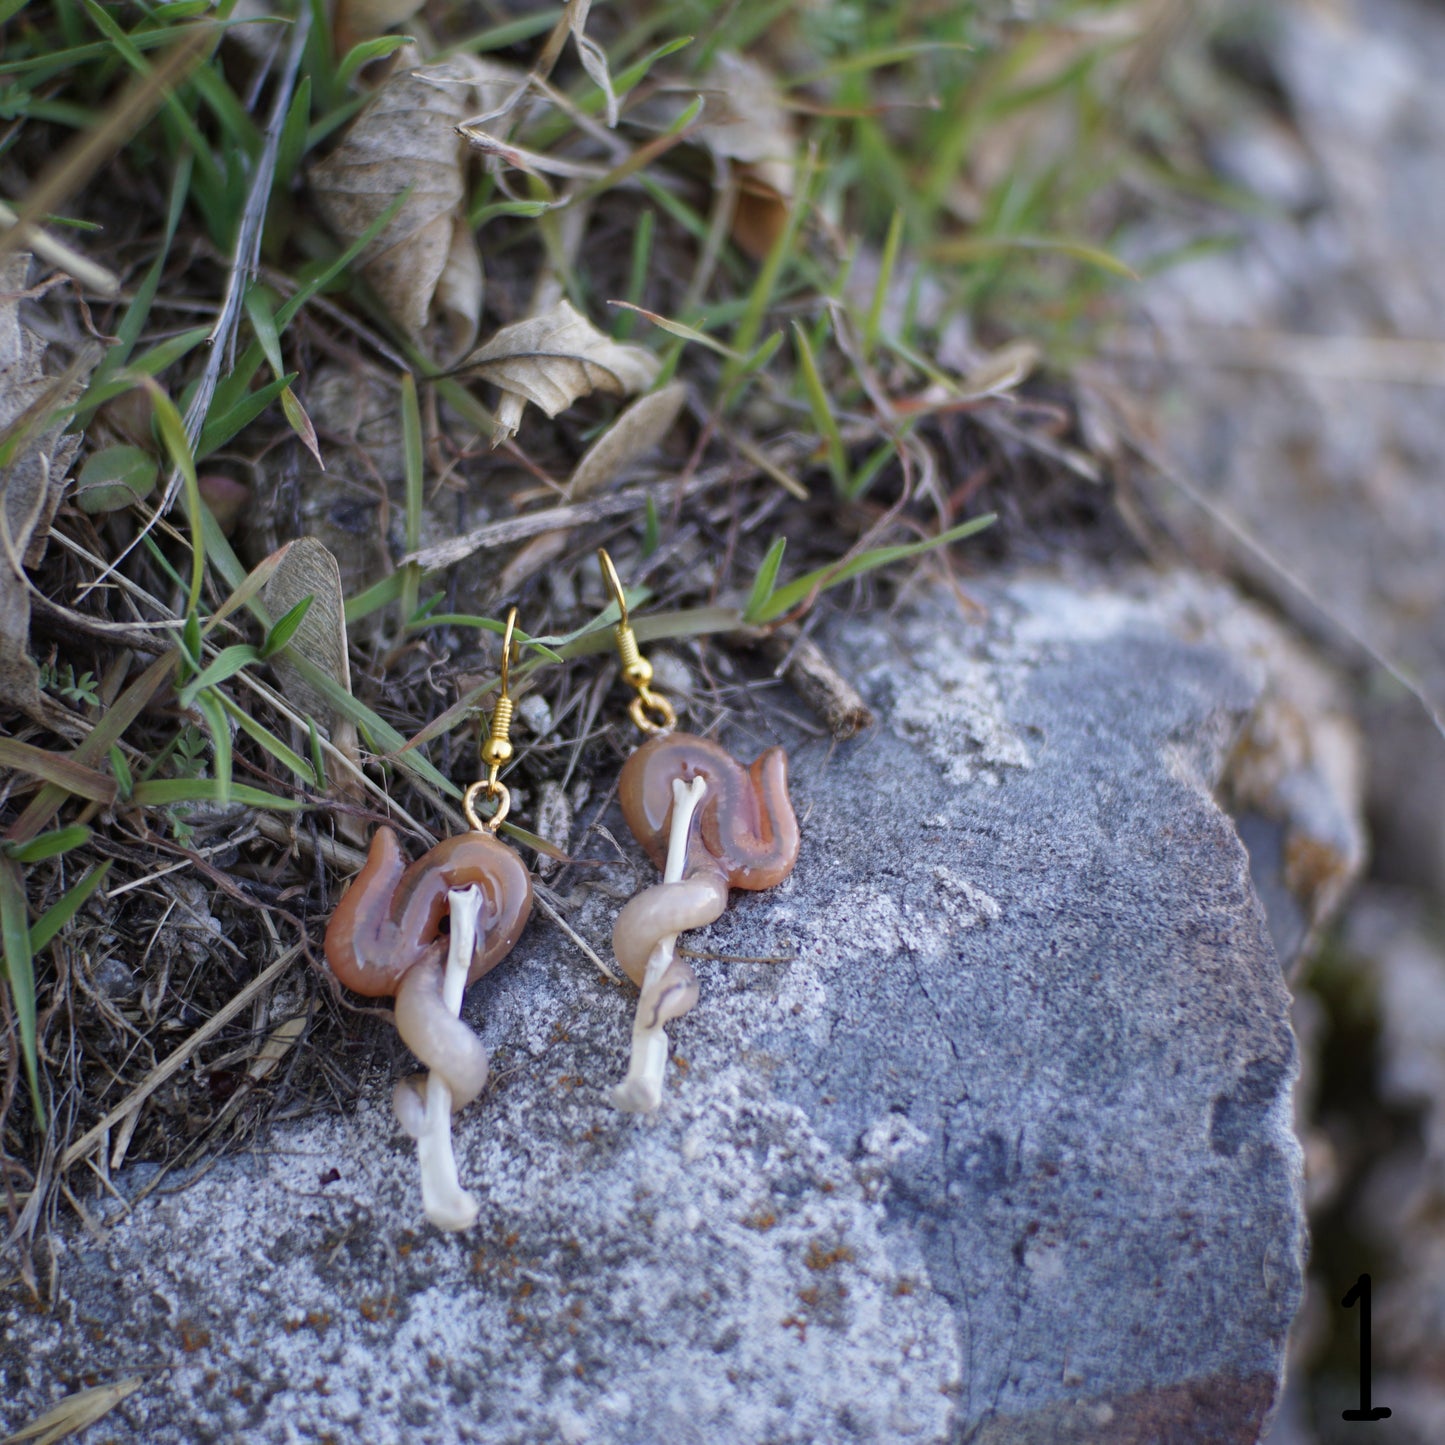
[[28, 862, 112, 955], [274, 73, 312, 190], [723, 147, 817, 393], [130, 778, 304, 810], [144, 380, 205, 616], [791, 321, 849, 493], [754, 515, 997, 623], [0, 857, 44, 1125], [614, 209, 655, 339], [929, 233, 1139, 280], [400, 372, 423, 625], [176, 644, 261, 707], [864, 209, 904, 359], [283, 655, 459, 798], [220, 694, 317, 788], [343, 571, 408, 626], [307, 718, 327, 792], [244, 284, 286, 376], [193, 688, 233, 805], [404, 611, 564, 662], [2, 825, 93, 864], [198, 373, 294, 457]]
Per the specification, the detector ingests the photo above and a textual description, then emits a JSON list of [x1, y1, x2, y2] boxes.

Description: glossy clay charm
[[596, 550, 800, 1114], [323, 611, 535, 1231]]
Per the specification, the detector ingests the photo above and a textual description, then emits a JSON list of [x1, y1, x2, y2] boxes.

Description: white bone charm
[[610, 775, 726, 1113], [391, 884, 488, 1231]]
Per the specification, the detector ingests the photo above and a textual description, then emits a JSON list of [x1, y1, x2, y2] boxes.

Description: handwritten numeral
[[1341, 1273, 1392, 1422]]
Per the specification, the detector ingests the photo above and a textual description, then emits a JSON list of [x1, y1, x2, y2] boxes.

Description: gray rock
[[0, 571, 1306, 1444]]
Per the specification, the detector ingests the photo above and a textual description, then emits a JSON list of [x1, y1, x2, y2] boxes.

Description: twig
[[752, 625, 873, 739], [405, 465, 735, 571], [0, 200, 118, 296]]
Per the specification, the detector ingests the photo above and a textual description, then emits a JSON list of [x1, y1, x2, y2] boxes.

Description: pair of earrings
[[322, 551, 801, 1231]]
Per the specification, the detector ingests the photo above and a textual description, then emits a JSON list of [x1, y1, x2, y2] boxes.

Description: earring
[[324, 608, 534, 1231], [596, 549, 801, 1114]]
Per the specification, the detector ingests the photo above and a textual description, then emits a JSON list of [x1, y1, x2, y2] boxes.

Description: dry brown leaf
[[309, 46, 480, 363], [434, 213, 485, 366], [2, 1377, 143, 1445], [696, 53, 797, 260], [566, 380, 687, 498], [467, 298, 660, 445], [0, 253, 90, 715], [261, 539, 364, 839], [262, 537, 352, 731]]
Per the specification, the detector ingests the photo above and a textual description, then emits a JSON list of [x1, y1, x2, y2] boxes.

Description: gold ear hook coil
[[469, 607, 519, 832], [596, 548, 676, 736]]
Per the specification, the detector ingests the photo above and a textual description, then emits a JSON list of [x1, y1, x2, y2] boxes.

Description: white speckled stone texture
[[0, 571, 1307, 1444]]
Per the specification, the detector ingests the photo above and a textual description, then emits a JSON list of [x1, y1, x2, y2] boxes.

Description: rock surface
[[0, 571, 1307, 1444]]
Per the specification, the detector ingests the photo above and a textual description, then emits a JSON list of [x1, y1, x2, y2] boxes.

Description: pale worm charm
[[610, 733, 800, 1113], [324, 827, 532, 1230]]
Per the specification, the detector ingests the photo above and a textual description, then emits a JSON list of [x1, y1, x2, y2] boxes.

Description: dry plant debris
[[0, 0, 1193, 1286]]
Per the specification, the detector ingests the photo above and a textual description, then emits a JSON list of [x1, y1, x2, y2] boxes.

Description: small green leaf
[[177, 645, 261, 707], [109, 744, 134, 801], [244, 284, 285, 377], [743, 537, 788, 625], [335, 34, 410, 91], [2, 825, 93, 864], [74, 444, 158, 513], [280, 385, 325, 468], [307, 717, 327, 792], [261, 595, 314, 659], [641, 494, 660, 557]]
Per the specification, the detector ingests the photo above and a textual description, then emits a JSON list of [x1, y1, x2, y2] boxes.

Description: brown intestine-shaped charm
[[595, 549, 802, 1113], [323, 611, 534, 1231], [608, 733, 799, 1113], [325, 827, 532, 1231]]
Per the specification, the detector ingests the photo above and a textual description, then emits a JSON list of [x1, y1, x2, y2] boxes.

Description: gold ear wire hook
[[596, 548, 677, 736], [464, 607, 518, 833]]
